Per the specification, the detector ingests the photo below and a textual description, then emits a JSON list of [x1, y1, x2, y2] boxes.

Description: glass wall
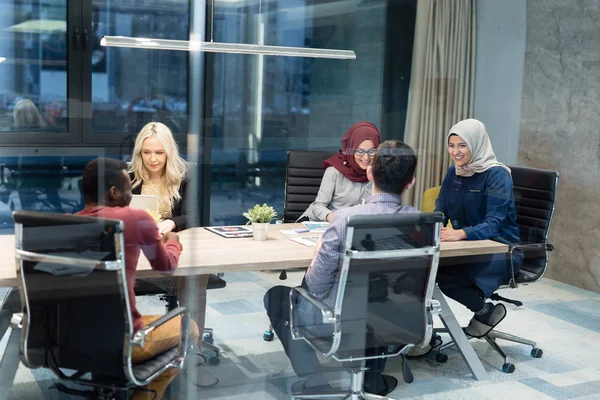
[[0, 0, 69, 133], [2, 2, 600, 400], [0, 0, 416, 224], [91, 0, 189, 138], [208, 0, 415, 224]]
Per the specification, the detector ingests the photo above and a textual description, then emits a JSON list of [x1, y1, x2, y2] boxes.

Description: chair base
[[434, 327, 541, 373], [54, 383, 129, 400], [201, 328, 221, 365], [488, 330, 537, 348], [291, 370, 398, 400], [159, 293, 223, 365], [292, 392, 396, 400]]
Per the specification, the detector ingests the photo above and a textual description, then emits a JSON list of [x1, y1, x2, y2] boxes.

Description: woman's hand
[[326, 212, 333, 222], [158, 219, 176, 236], [440, 227, 467, 242]]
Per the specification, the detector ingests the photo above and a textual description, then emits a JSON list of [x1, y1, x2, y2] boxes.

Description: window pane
[[91, 1, 189, 135], [0, 1, 68, 132], [208, 0, 414, 225]]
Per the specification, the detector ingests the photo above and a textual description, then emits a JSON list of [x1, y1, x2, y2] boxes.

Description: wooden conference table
[[0, 223, 505, 382], [0, 223, 506, 284]]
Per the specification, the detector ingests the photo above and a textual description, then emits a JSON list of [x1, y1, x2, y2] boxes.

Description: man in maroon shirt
[[77, 158, 199, 400]]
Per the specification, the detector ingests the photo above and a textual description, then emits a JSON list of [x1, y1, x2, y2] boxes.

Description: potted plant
[[243, 203, 278, 241]]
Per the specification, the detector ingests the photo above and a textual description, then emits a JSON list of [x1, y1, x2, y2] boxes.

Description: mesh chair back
[[509, 166, 559, 280], [13, 211, 131, 381], [283, 150, 334, 222], [331, 212, 442, 361]]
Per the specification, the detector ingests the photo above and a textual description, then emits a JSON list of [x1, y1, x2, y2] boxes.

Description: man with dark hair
[[80, 158, 131, 205], [264, 140, 419, 396], [77, 158, 198, 400]]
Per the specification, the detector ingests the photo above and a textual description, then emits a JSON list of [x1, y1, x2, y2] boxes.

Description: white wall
[[473, 0, 526, 165]]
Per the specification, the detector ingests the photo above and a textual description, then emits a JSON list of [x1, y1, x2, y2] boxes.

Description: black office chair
[[266, 150, 334, 287], [11, 211, 191, 400], [283, 150, 335, 223], [436, 166, 559, 373], [290, 212, 443, 400], [261, 150, 334, 340]]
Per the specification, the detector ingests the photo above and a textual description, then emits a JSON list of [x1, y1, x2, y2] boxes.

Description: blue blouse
[[435, 165, 520, 245]]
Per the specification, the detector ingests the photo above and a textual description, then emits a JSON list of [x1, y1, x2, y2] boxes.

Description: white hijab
[[448, 119, 511, 177]]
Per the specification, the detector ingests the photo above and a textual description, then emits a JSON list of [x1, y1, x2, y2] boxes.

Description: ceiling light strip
[[100, 36, 356, 60]]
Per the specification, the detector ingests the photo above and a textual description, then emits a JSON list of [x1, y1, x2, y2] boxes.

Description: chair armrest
[[10, 313, 23, 329], [429, 299, 442, 315], [507, 242, 554, 288], [131, 306, 190, 350], [289, 287, 337, 356], [290, 287, 335, 323], [510, 243, 554, 252]]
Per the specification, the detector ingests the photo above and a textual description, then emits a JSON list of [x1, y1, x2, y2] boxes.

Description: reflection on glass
[[208, 1, 407, 225], [91, 1, 189, 136], [0, 152, 101, 232], [209, 2, 323, 225], [0, 1, 68, 132]]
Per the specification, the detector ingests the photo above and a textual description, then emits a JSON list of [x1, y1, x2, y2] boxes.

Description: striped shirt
[[305, 193, 419, 306]]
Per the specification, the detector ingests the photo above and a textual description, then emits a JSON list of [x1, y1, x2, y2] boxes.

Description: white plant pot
[[252, 222, 270, 241]]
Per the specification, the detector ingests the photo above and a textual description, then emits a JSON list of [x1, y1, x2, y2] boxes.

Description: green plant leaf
[[242, 203, 278, 223]]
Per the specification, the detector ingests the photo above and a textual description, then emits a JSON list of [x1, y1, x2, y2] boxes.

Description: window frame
[[79, 0, 191, 147], [0, 0, 83, 145]]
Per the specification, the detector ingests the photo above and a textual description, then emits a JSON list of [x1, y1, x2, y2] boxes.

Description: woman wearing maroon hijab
[[300, 121, 381, 222]]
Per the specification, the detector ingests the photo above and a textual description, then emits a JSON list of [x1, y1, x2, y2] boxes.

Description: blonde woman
[[131, 122, 213, 385], [130, 121, 197, 233]]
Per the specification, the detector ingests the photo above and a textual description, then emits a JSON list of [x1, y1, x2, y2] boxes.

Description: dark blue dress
[[435, 165, 522, 296]]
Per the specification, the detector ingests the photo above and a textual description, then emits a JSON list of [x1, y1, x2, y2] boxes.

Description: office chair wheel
[[531, 348, 543, 358], [502, 362, 515, 373], [203, 332, 214, 344], [263, 330, 274, 341], [209, 354, 220, 365], [435, 353, 448, 363]]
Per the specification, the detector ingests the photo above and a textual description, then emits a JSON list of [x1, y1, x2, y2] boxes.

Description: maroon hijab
[[323, 121, 381, 183]]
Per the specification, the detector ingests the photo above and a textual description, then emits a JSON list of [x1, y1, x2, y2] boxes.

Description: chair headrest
[[13, 210, 123, 231]]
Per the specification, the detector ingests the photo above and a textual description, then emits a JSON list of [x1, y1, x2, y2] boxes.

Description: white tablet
[[129, 194, 159, 211]]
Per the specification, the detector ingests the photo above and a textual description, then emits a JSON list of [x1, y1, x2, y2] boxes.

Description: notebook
[[205, 225, 253, 238], [129, 194, 159, 212]]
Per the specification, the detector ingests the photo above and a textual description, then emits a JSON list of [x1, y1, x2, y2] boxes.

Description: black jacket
[[130, 172, 199, 232]]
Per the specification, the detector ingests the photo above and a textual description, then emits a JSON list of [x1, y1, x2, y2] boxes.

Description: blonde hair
[[130, 122, 188, 210], [13, 99, 47, 129]]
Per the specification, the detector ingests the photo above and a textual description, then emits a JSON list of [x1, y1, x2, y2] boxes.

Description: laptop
[[129, 194, 159, 211]]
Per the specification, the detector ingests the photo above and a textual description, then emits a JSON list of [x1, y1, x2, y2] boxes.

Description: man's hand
[[161, 231, 182, 252], [161, 231, 180, 244], [158, 219, 176, 236], [440, 227, 467, 242], [326, 212, 333, 222]]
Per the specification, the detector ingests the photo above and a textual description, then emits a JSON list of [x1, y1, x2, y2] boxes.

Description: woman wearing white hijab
[[435, 119, 522, 337]]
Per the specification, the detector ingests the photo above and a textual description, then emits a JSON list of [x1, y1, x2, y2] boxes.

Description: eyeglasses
[[354, 148, 377, 157]]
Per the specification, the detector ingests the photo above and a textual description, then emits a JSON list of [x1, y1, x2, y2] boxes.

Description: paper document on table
[[289, 236, 321, 247], [301, 222, 329, 232], [280, 228, 310, 235]]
